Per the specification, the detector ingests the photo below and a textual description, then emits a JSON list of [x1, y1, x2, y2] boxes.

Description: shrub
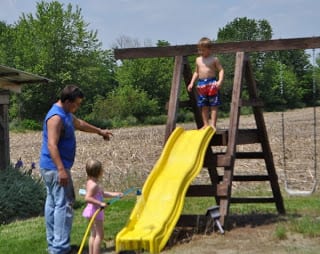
[[90, 85, 159, 126], [0, 166, 46, 224], [9, 118, 42, 131], [144, 115, 167, 125], [274, 224, 287, 240]]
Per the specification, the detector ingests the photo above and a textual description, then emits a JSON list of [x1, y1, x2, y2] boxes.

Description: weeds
[[275, 224, 287, 240]]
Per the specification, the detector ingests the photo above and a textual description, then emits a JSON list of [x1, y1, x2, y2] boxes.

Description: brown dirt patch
[[9, 107, 320, 253]]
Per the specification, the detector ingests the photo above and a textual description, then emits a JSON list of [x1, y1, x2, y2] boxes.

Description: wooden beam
[[0, 72, 19, 77], [0, 81, 22, 93], [231, 197, 275, 203], [114, 36, 320, 59]]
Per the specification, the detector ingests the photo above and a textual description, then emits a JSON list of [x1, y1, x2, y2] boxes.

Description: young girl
[[82, 159, 123, 254]]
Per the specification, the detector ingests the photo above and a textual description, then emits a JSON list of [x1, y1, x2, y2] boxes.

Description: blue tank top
[[39, 103, 76, 170]]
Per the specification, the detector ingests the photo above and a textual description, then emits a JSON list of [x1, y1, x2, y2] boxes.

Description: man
[[39, 85, 112, 254]]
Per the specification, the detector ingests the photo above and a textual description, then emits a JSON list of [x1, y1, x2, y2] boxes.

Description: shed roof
[[0, 64, 52, 92]]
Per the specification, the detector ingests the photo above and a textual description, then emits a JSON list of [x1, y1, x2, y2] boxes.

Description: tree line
[[0, 1, 319, 129]]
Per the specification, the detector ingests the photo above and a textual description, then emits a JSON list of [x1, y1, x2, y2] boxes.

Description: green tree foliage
[[217, 17, 272, 42], [0, 21, 14, 65], [316, 52, 320, 103], [115, 40, 174, 115], [217, 17, 273, 111], [1, 7, 319, 129], [217, 17, 314, 111], [6, 1, 116, 121], [87, 84, 159, 127]]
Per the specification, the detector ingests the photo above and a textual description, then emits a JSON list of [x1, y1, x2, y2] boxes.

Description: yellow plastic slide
[[116, 126, 215, 253]]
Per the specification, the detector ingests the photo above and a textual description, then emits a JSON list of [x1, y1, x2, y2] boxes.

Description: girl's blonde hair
[[85, 159, 103, 178]]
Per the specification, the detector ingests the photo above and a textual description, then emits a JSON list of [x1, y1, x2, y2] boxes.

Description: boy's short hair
[[198, 37, 213, 49]]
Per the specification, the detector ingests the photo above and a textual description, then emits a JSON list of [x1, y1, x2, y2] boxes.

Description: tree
[[217, 17, 312, 111], [7, 1, 116, 121], [115, 39, 174, 116], [217, 17, 273, 112], [0, 21, 14, 65], [88, 84, 159, 127]]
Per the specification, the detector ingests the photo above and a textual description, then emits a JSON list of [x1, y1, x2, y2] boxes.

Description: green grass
[[0, 197, 135, 254], [1, 194, 320, 253]]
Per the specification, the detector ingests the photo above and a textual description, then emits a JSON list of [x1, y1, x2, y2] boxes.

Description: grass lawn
[[1, 193, 320, 254]]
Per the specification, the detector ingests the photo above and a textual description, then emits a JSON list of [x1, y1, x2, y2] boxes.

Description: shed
[[0, 64, 52, 170]]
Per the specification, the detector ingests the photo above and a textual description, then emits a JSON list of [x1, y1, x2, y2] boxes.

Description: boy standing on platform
[[187, 37, 224, 129]]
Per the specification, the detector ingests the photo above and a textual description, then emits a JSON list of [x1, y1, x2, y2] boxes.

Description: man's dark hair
[[60, 85, 84, 102]]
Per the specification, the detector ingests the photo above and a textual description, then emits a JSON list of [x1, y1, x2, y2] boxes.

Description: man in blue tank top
[[39, 85, 112, 254]]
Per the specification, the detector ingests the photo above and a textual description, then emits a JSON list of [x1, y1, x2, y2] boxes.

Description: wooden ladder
[[166, 52, 285, 227]]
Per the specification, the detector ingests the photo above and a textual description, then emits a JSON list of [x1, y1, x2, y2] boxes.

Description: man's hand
[[58, 168, 69, 186], [99, 129, 113, 141]]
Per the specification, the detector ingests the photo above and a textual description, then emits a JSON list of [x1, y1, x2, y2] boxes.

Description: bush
[[20, 119, 42, 130], [144, 115, 167, 125], [9, 118, 42, 131], [83, 116, 113, 129], [90, 85, 159, 125], [0, 166, 46, 224]]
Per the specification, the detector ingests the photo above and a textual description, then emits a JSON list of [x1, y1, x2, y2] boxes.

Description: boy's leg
[[201, 106, 210, 128], [210, 106, 218, 128]]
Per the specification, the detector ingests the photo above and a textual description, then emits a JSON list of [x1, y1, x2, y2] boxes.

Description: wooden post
[[182, 57, 203, 129], [164, 56, 183, 141], [218, 52, 245, 224], [0, 90, 10, 170]]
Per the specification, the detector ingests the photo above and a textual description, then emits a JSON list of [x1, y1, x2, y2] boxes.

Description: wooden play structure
[[0, 65, 51, 170], [115, 36, 320, 227]]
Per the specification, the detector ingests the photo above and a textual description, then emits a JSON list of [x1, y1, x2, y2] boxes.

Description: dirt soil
[[10, 107, 320, 253]]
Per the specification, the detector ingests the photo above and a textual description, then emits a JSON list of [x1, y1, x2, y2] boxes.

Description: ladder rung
[[236, 152, 265, 159], [210, 129, 261, 146], [187, 185, 216, 196], [233, 175, 270, 181], [230, 197, 275, 203]]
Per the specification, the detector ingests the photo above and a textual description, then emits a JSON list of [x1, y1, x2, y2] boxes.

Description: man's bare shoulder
[[47, 115, 63, 130]]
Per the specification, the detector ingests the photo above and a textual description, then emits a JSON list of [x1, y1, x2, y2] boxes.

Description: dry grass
[[11, 107, 319, 195], [9, 107, 320, 253]]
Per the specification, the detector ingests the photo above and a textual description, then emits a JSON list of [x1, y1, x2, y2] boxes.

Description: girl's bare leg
[[92, 220, 104, 254], [88, 223, 96, 254]]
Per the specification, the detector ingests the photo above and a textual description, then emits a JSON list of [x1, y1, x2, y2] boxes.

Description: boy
[[187, 37, 224, 129]]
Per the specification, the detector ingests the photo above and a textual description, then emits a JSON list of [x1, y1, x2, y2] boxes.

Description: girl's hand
[[115, 192, 124, 198]]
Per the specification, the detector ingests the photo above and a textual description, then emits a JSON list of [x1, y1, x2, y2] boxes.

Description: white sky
[[0, 0, 319, 49]]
